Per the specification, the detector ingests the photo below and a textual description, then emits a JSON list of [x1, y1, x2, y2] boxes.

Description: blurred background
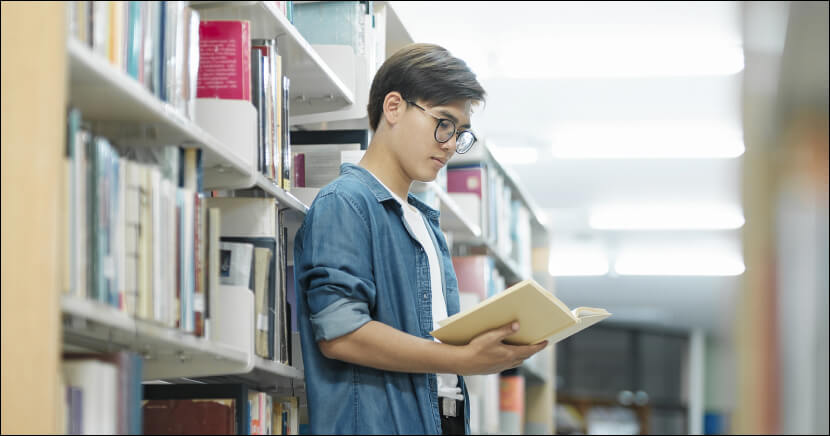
[[391, 1, 828, 434]]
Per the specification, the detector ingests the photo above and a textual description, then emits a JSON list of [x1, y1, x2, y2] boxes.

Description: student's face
[[395, 98, 473, 183]]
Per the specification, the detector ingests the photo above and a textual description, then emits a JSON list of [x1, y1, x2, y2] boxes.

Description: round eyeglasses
[[406, 100, 477, 154]]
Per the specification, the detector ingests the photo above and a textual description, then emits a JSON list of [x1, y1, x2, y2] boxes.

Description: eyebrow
[[437, 109, 471, 129]]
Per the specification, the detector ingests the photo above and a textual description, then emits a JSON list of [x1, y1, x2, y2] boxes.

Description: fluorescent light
[[590, 204, 745, 230], [549, 244, 609, 276], [551, 121, 745, 159], [490, 146, 539, 165], [467, 39, 744, 80], [614, 250, 745, 276]]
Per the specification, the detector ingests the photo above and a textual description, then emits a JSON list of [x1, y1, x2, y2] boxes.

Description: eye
[[438, 119, 453, 129]]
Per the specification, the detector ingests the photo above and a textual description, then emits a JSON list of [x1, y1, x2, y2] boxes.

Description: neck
[[358, 136, 412, 200]]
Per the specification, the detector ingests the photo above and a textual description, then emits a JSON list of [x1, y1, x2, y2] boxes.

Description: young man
[[293, 43, 549, 434]]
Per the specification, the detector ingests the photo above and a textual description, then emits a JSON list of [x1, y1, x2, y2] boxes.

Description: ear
[[382, 91, 406, 127]]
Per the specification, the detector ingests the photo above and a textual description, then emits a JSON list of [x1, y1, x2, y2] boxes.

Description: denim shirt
[[294, 163, 470, 434]]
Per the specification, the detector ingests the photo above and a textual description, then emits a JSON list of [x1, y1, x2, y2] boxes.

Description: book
[[143, 383, 251, 435], [207, 197, 280, 361], [499, 375, 524, 434], [143, 399, 236, 435], [62, 358, 119, 434], [430, 279, 610, 346], [64, 352, 144, 435], [253, 246, 273, 358], [219, 241, 255, 291], [197, 20, 251, 101], [250, 48, 265, 173]]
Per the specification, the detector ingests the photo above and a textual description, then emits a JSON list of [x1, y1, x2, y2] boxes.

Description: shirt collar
[[340, 163, 441, 220]]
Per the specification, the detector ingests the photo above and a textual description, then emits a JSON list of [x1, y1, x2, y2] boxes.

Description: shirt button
[[423, 294, 428, 300]]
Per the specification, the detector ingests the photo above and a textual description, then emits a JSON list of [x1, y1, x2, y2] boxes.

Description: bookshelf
[[1, 1, 555, 433], [190, 1, 356, 116], [59, 4, 323, 391]]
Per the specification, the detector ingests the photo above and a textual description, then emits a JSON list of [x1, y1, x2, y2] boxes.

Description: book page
[[572, 307, 611, 318]]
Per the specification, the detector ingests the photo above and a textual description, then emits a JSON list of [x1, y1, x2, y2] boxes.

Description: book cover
[[197, 20, 252, 101], [451, 255, 491, 300], [219, 241, 255, 291], [205, 208, 221, 339], [143, 399, 236, 435], [447, 165, 485, 199], [499, 375, 524, 434], [253, 246, 273, 358], [143, 384, 251, 434], [62, 359, 119, 434], [430, 279, 610, 346], [292, 153, 305, 188]]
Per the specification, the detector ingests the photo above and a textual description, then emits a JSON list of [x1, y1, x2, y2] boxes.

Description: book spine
[[293, 153, 305, 188], [126, 1, 141, 79], [281, 75, 291, 190], [250, 48, 264, 173], [193, 193, 205, 337]]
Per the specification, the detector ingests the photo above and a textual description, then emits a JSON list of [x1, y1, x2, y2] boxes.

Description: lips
[[431, 157, 447, 166]]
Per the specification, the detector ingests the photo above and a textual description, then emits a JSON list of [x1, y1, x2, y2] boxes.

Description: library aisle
[[2, 1, 828, 435]]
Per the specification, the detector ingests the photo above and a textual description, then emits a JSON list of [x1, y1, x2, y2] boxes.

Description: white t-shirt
[[367, 172, 463, 401]]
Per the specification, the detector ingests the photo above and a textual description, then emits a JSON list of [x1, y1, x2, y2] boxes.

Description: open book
[[431, 279, 611, 346]]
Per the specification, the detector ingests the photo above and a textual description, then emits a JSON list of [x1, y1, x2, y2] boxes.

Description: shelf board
[[61, 295, 252, 381], [177, 356, 304, 392], [255, 175, 309, 214], [253, 356, 304, 380], [191, 1, 355, 116]]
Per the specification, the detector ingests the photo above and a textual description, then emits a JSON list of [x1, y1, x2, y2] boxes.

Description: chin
[[413, 170, 438, 183]]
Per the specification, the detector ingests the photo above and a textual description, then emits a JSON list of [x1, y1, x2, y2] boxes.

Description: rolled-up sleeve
[[295, 190, 376, 342]]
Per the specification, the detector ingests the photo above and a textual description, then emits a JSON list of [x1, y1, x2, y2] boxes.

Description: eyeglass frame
[[405, 100, 478, 154]]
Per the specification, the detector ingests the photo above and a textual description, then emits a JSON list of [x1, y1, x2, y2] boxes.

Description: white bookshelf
[[67, 37, 311, 210], [190, 0, 355, 116], [61, 2, 360, 385], [449, 139, 551, 236], [67, 38, 255, 189], [290, 1, 414, 128]]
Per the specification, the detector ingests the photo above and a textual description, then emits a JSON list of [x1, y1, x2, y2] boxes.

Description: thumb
[[491, 321, 520, 341]]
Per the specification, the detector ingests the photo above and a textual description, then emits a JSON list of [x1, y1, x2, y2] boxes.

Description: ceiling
[[391, 1, 746, 335]]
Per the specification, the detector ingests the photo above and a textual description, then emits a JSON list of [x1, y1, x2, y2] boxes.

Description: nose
[[441, 135, 458, 153]]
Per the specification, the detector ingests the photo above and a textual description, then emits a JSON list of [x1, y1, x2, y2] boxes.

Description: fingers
[[510, 340, 549, 359], [491, 321, 519, 341]]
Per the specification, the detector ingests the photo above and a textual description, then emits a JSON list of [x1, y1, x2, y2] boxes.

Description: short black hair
[[367, 43, 486, 131]]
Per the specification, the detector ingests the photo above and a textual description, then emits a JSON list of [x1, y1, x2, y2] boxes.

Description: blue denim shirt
[[294, 163, 470, 434]]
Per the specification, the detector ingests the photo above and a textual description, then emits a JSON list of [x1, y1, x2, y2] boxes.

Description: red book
[[499, 375, 525, 417], [143, 399, 236, 435], [197, 21, 251, 101], [452, 255, 490, 300], [293, 153, 305, 188], [447, 166, 485, 199]]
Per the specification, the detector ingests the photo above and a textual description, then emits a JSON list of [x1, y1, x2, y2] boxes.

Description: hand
[[456, 321, 548, 376]]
